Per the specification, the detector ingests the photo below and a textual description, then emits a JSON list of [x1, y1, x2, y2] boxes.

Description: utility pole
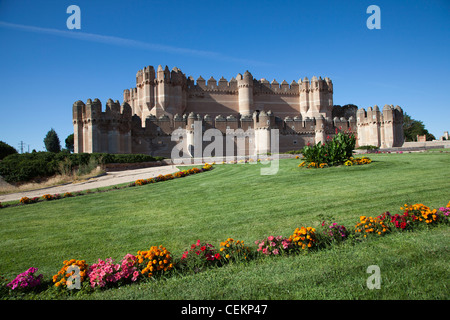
[[18, 141, 26, 154]]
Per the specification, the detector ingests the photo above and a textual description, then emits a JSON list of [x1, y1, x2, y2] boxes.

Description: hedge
[[0, 152, 165, 183]]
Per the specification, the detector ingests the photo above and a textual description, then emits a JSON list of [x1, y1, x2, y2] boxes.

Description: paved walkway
[[0, 165, 180, 203]]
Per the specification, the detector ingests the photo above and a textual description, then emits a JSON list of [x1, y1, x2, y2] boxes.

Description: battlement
[[129, 65, 332, 96], [124, 110, 355, 137], [73, 98, 132, 123], [356, 105, 403, 124], [186, 75, 239, 93], [134, 65, 187, 86]]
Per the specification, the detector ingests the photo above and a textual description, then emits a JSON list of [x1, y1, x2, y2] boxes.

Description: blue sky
[[0, 0, 449, 152]]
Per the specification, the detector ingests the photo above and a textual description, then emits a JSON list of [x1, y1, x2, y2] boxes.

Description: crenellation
[[196, 76, 206, 89], [207, 76, 217, 89], [270, 79, 279, 93], [218, 77, 228, 89]]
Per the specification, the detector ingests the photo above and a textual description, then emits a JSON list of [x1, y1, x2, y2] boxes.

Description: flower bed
[[2, 200, 449, 296], [298, 156, 372, 169]]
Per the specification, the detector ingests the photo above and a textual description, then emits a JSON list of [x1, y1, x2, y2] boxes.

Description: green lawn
[[0, 151, 449, 299]]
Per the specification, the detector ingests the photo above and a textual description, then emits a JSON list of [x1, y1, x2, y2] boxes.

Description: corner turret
[[237, 70, 254, 116]]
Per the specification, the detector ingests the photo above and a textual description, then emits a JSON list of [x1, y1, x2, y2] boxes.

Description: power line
[[18, 141, 26, 154]]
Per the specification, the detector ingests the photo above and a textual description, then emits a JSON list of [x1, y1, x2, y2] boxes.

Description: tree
[[65, 133, 74, 153], [44, 128, 61, 153], [0, 140, 18, 160], [402, 113, 435, 142]]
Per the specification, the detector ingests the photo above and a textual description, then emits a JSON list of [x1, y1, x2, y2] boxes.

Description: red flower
[[201, 246, 206, 251], [214, 253, 221, 260]]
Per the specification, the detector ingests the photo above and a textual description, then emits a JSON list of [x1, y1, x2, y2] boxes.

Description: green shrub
[[0, 152, 165, 183], [301, 131, 356, 166]]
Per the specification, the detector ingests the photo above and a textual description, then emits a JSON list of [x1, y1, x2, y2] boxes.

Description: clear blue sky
[[0, 0, 449, 152]]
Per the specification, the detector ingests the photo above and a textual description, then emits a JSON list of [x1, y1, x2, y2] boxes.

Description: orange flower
[[136, 245, 173, 278]]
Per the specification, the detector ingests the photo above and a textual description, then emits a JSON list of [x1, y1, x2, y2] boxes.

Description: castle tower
[[105, 99, 121, 154], [299, 77, 310, 116], [237, 71, 254, 116], [309, 76, 321, 117], [151, 65, 170, 119], [300, 76, 333, 119], [314, 115, 326, 144], [385, 105, 404, 147], [86, 98, 102, 153], [253, 110, 274, 155], [166, 67, 186, 116], [393, 106, 404, 146], [138, 66, 156, 125], [73, 100, 85, 153]]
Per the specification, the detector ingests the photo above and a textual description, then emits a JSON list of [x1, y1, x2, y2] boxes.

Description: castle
[[72, 65, 404, 158]]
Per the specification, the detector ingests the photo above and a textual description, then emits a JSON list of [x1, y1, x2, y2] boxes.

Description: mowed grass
[[0, 151, 449, 299]]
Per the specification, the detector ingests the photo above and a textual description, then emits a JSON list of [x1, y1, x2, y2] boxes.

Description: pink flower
[[282, 240, 291, 249], [7, 267, 43, 290]]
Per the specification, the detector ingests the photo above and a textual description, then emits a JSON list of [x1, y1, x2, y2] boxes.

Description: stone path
[[0, 165, 181, 203]]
